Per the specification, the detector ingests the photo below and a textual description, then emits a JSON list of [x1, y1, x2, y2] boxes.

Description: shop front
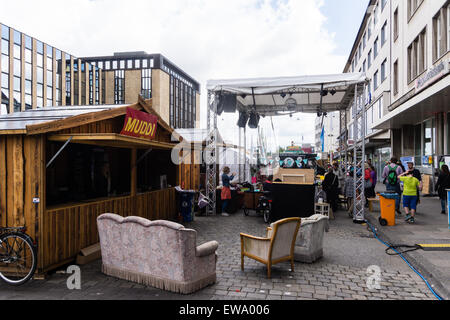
[[0, 98, 195, 274]]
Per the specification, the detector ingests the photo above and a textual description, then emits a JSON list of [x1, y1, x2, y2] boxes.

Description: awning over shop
[[206, 73, 368, 116], [373, 73, 450, 130], [48, 133, 177, 150]]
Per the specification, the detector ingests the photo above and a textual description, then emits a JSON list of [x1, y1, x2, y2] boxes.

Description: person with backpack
[[382, 157, 403, 214], [435, 165, 450, 215]]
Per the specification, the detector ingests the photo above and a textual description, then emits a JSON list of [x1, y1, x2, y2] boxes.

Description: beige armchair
[[240, 217, 301, 278]]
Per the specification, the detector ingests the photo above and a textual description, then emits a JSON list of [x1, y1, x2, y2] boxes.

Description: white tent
[[206, 73, 367, 116]]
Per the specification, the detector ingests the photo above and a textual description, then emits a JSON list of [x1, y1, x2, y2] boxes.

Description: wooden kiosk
[[0, 98, 199, 274]]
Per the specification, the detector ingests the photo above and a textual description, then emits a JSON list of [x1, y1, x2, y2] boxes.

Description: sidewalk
[[366, 188, 450, 300]]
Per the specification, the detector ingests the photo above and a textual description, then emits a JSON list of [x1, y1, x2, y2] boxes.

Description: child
[[398, 170, 421, 224]]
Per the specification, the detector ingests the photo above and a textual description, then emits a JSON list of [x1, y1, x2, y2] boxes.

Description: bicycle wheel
[[0, 233, 37, 286]]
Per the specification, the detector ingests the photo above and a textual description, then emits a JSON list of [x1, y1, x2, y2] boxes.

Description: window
[[25, 37, 33, 110], [374, 3, 379, 27], [393, 60, 399, 95], [408, 0, 424, 21], [433, 6, 449, 61], [114, 70, 125, 104], [46, 46, 53, 107], [127, 60, 133, 69], [394, 8, 399, 40], [1, 26, 9, 114], [408, 28, 426, 82], [141, 69, 152, 99], [374, 37, 379, 58], [381, 21, 387, 46], [363, 32, 367, 49], [65, 54, 71, 105], [363, 60, 366, 73], [448, 5, 450, 52], [374, 70, 379, 90], [368, 49, 372, 69], [382, 0, 387, 11], [381, 59, 387, 82], [12, 30, 21, 112], [368, 18, 372, 39], [55, 49, 62, 105], [170, 77, 174, 127]]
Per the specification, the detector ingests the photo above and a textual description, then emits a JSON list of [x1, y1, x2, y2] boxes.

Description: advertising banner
[[120, 108, 158, 140]]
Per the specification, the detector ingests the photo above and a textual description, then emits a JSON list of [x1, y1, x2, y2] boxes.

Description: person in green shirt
[[398, 170, 422, 224]]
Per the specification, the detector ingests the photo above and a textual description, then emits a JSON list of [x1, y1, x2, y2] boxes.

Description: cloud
[[0, 0, 346, 150]]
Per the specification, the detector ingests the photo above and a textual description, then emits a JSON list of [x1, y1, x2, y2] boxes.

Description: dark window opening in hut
[[136, 149, 176, 193], [46, 142, 131, 206]]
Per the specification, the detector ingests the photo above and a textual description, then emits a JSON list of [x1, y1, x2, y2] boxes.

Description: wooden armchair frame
[[240, 217, 301, 278]]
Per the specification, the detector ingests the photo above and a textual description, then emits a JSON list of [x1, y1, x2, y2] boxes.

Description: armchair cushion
[[196, 241, 219, 257]]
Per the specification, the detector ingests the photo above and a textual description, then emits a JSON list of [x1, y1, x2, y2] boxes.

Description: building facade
[[343, 0, 450, 179], [81, 52, 200, 129], [315, 111, 340, 160], [0, 23, 200, 129]]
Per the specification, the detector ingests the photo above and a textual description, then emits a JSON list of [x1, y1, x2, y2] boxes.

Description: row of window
[[90, 58, 154, 71], [352, 0, 389, 71], [169, 76, 196, 129]]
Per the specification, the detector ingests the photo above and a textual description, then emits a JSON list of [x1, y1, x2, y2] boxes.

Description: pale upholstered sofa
[[294, 214, 329, 263], [97, 213, 219, 294]]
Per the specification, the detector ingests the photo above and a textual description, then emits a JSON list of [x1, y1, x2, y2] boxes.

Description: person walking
[[435, 165, 450, 215], [370, 165, 377, 198], [398, 169, 421, 224], [332, 162, 345, 195], [344, 168, 355, 217], [323, 165, 339, 213], [382, 157, 403, 215], [364, 164, 375, 208], [221, 167, 236, 217]]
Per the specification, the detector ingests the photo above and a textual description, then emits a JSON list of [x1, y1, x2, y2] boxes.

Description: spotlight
[[280, 93, 287, 98], [320, 89, 328, 97], [237, 111, 249, 128], [330, 89, 336, 96], [218, 93, 237, 113], [248, 112, 260, 129], [241, 94, 247, 99]]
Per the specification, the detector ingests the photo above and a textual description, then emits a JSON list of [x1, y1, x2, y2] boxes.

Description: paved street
[[0, 205, 440, 300]]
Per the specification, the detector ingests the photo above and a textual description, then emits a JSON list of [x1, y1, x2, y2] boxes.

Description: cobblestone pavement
[[0, 210, 437, 300]]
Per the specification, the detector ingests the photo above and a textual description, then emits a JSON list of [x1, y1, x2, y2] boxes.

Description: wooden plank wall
[[177, 147, 200, 191], [0, 135, 45, 267], [41, 188, 176, 272]]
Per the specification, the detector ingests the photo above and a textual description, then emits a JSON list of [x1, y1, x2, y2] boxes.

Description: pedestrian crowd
[[321, 156, 450, 224]]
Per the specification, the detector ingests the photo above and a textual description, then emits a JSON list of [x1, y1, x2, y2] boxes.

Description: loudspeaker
[[237, 111, 249, 128], [218, 93, 237, 113], [248, 112, 260, 129]]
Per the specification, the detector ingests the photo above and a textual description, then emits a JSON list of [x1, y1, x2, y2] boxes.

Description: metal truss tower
[[351, 84, 367, 223]]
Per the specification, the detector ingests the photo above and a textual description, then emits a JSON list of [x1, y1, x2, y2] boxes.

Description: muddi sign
[[120, 108, 158, 140]]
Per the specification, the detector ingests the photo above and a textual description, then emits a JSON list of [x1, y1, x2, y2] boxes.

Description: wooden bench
[[367, 197, 380, 212]]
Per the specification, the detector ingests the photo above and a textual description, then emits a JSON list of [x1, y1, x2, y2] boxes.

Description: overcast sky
[[0, 0, 368, 151]]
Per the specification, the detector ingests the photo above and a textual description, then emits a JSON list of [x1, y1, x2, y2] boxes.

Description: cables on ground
[[365, 220, 444, 301]]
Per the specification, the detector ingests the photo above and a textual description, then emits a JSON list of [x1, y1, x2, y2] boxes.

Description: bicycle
[[0, 227, 37, 285]]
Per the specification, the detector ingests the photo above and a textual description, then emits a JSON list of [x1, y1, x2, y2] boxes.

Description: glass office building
[[0, 23, 100, 115]]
